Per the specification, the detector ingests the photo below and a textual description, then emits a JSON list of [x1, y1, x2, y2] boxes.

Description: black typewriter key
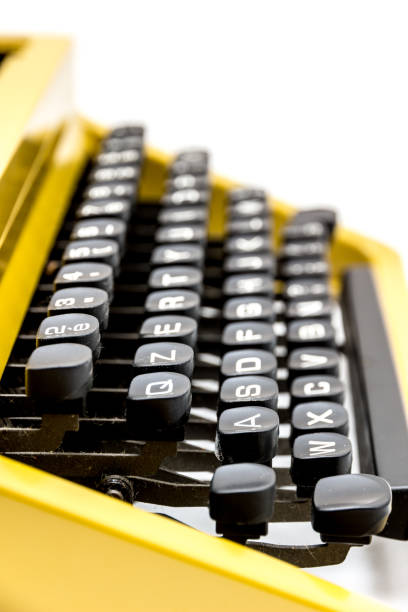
[[224, 234, 271, 255], [155, 224, 206, 245], [167, 175, 209, 192], [291, 402, 349, 440], [219, 375, 279, 413], [223, 296, 275, 323], [288, 347, 340, 380], [223, 274, 273, 298], [209, 463, 276, 538], [291, 208, 337, 237], [48, 287, 109, 329], [145, 290, 200, 318], [108, 124, 144, 138], [36, 313, 101, 358], [89, 164, 139, 184], [280, 259, 329, 280], [25, 343, 93, 403], [162, 189, 209, 207], [84, 182, 136, 201], [151, 244, 204, 267], [76, 199, 132, 221], [171, 151, 208, 176], [221, 349, 277, 379], [291, 375, 345, 405], [70, 218, 127, 251], [133, 342, 194, 377], [158, 207, 207, 225], [291, 433, 352, 489], [283, 221, 328, 242], [312, 474, 392, 539], [229, 200, 268, 219], [217, 407, 279, 464], [148, 266, 203, 293], [227, 217, 270, 236], [54, 263, 114, 297], [286, 298, 332, 321], [139, 315, 197, 347], [96, 149, 141, 167], [229, 187, 266, 204], [126, 372, 191, 431], [62, 239, 120, 273], [222, 322, 276, 352], [284, 279, 330, 301], [102, 136, 143, 152], [223, 254, 275, 275], [279, 241, 327, 261], [287, 320, 335, 350]]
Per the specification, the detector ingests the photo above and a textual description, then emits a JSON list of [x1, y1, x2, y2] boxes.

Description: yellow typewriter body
[[0, 36, 406, 612]]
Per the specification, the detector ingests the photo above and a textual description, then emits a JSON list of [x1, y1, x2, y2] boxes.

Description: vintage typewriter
[[0, 37, 407, 612]]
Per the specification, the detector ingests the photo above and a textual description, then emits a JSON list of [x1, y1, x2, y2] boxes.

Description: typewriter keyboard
[[1, 124, 406, 568]]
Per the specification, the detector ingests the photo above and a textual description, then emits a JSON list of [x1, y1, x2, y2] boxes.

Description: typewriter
[[0, 37, 407, 612]]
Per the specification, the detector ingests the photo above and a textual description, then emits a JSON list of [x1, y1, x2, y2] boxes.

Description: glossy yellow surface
[[0, 36, 405, 612]]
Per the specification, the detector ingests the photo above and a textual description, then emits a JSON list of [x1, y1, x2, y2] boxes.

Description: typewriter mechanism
[[0, 37, 406, 612]]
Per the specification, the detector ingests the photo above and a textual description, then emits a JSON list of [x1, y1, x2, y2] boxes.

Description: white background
[[3, 2, 408, 609]]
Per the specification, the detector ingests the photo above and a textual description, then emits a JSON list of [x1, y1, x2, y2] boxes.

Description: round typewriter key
[[223, 254, 275, 275], [284, 279, 330, 301], [84, 182, 136, 201], [288, 347, 340, 380], [283, 221, 328, 242], [221, 349, 277, 379], [148, 266, 203, 293], [217, 407, 280, 464], [280, 259, 329, 280], [223, 296, 275, 322], [227, 216, 271, 236], [96, 149, 141, 167], [291, 209, 337, 237], [158, 207, 208, 225], [223, 274, 274, 298], [48, 287, 109, 329], [133, 342, 194, 377], [126, 372, 191, 431], [26, 343, 93, 404], [145, 290, 200, 318], [279, 240, 327, 261], [155, 224, 206, 245], [71, 218, 127, 251], [312, 474, 392, 538], [162, 189, 209, 207], [222, 322, 276, 352], [290, 375, 345, 405], [76, 199, 132, 221], [225, 235, 271, 255], [291, 433, 352, 488], [139, 315, 197, 347], [229, 200, 268, 219], [166, 175, 209, 192], [229, 188, 266, 204], [36, 313, 101, 358], [286, 299, 332, 321], [54, 263, 114, 297], [287, 320, 335, 350], [209, 463, 276, 536], [291, 401, 348, 441], [219, 375, 279, 413], [102, 135, 143, 151], [62, 239, 120, 273], [108, 125, 144, 138], [89, 164, 139, 184], [151, 244, 204, 267]]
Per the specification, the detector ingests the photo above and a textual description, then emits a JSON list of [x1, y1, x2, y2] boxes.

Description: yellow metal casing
[[0, 36, 406, 612]]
